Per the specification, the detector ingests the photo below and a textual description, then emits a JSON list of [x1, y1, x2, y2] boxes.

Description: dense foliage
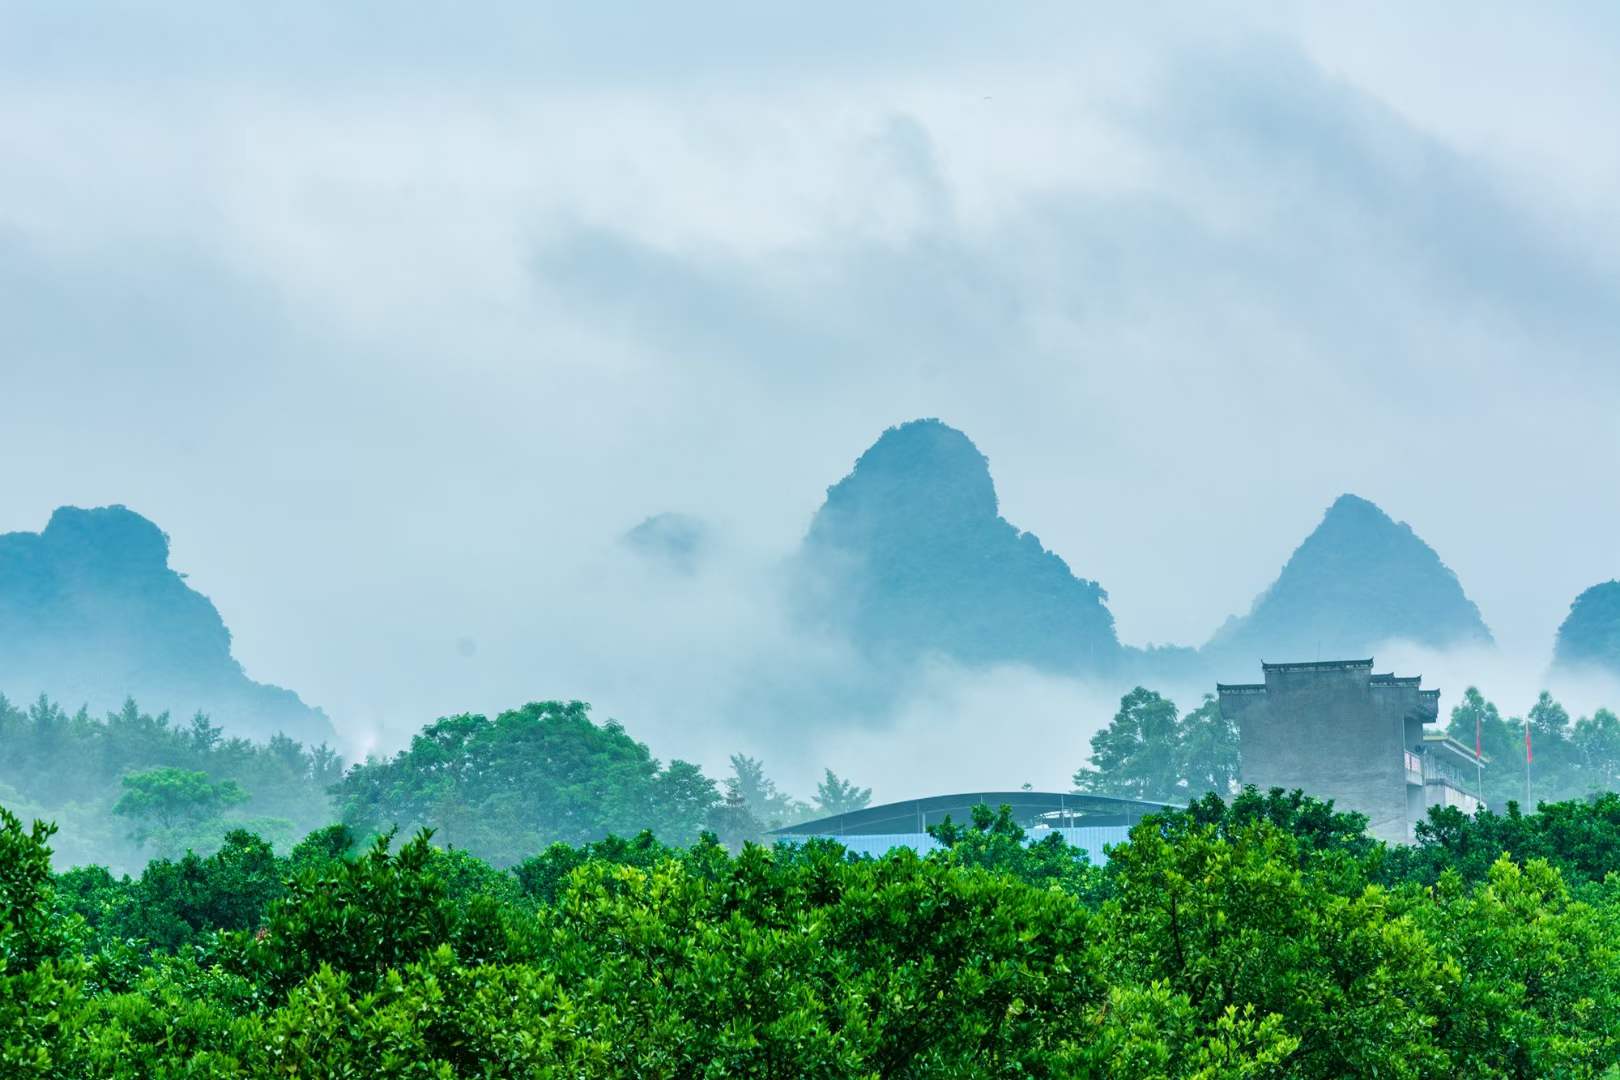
[[9, 693, 873, 873], [11, 787, 1620, 1074], [329, 702, 870, 863], [0, 694, 341, 872], [330, 701, 723, 865]]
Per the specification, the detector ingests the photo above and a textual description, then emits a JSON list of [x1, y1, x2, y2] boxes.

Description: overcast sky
[[4, 4, 1618, 788]]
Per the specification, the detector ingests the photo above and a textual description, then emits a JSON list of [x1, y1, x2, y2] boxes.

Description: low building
[[770, 790, 1167, 860], [1218, 658, 1484, 843]]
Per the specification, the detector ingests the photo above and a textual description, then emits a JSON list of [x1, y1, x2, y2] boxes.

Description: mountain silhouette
[[1552, 581, 1620, 677], [1204, 494, 1493, 661], [796, 419, 1120, 673], [622, 512, 710, 575], [0, 505, 334, 743]]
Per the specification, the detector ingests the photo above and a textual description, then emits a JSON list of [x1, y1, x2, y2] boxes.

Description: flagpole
[[1475, 710, 1483, 811]]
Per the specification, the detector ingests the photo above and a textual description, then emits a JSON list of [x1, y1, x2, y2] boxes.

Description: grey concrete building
[[1218, 659, 1484, 843]]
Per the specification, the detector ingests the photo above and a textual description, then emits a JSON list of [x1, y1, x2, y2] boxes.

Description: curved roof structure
[[771, 790, 1173, 837]]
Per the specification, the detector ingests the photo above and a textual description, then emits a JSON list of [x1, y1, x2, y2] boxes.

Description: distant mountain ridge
[[796, 419, 1122, 673], [16, 431, 1518, 743], [1553, 581, 1620, 677], [0, 505, 333, 743], [1204, 494, 1494, 661], [793, 422, 1498, 681], [622, 512, 710, 575]]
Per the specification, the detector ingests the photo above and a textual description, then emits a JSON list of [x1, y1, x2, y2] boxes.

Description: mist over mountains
[[795, 419, 1121, 675], [1554, 581, 1620, 679], [622, 512, 711, 576], [1203, 493, 1495, 663], [790, 420, 1501, 688], [7, 419, 1602, 754], [0, 506, 333, 744]]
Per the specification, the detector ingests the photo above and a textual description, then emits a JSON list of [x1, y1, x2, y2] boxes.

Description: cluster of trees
[[1445, 687, 1620, 807], [1075, 684, 1619, 810], [11, 789, 1620, 1074], [4, 693, 872, 872], [1073, 687, 1240, 801], [717, 753, 872, 833], [330, 701, 721, 864], [330, 702, 871, 865], [0, 694, 342, 870]]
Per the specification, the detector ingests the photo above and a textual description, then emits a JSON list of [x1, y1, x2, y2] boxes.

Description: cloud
[[1, 6, 1617, 776]]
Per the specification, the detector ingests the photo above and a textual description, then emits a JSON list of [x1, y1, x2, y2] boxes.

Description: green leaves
[[1, 694, 342, 874], [112, 768, 250, 862], [0, 807, 68, 970], [1075, 688, 1239, 802], [0, 806, 87, 1078], [16, 789, 1620, 1075], [332, 702, 723, 865], [243, 829, 456, 999]]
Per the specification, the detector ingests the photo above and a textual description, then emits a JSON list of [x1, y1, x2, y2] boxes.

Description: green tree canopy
[[813, 768, 872, 816], [332, 701, 720, 865], [1574, 707, 1620, 792], [1074, 688, 1238, 802], [112, 768, 248, 858], [722, 754, 807, 830], [0, 693, 341, 872]]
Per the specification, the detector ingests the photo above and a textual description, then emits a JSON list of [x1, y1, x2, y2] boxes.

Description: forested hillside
[[1205, 493, 1494, 661], [1555, 580, 1620, 677], [1, 692, 869, 873], [0, 694, 340, 873], [790, 426, 1521, 685], [10, 788, 1620, 1074]]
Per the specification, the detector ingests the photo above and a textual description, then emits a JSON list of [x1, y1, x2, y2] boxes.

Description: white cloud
[[2, 4, 1616, 764]]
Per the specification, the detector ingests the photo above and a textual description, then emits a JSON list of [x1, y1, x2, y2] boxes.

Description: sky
[[3, 4, 1618, 795]]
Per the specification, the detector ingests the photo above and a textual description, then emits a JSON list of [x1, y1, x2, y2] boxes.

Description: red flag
[[1526, 724, 1533, 765]]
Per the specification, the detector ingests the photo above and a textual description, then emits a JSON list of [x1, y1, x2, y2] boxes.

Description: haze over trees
[[1075, 681, 1620, 815], [2, 688, 881, 872], [112, 768, 248, 858], [721, 753, 809, 831], [814, 768, 873, 816], [1444, 686, 1620, 809], [2, 428, 1593, 760], [0, 694, 341, 872]]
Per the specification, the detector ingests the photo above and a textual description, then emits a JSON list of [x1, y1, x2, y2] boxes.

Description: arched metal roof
[[771, 790, 1174, 837]]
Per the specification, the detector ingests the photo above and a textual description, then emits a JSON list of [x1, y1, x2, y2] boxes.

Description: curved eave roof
[[771, 790, 1174, 837], [1423, 732, 1488, 767]]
